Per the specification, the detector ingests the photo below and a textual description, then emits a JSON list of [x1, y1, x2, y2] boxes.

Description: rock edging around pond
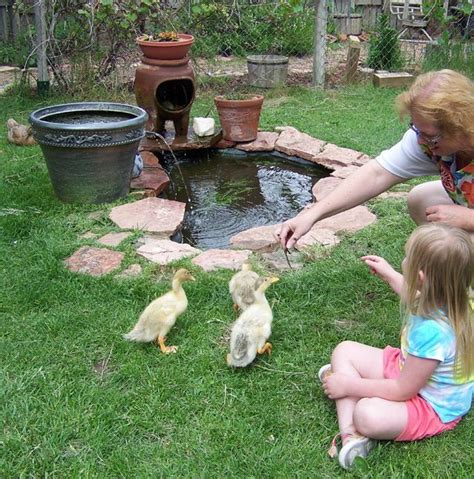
[[65, 126, 398, 276]]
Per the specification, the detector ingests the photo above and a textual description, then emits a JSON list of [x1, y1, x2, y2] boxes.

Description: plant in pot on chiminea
[[136, 31, 194, 60]]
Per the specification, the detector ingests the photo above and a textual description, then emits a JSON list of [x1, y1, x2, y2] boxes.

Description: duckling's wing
[[233, 333, 248, 361], [235, 283, 256, 308], [123, 292, 181, 342]]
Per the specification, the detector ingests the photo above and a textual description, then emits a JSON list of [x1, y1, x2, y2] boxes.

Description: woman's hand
[[426, 204, 474, 231], [275, 208, 316, 249]]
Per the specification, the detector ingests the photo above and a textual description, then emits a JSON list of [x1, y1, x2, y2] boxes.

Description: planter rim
[[136, 33, 194, 47], [29, 102, 148, 132], [247, 55, 288, 65], [214, 94, 264, 106]]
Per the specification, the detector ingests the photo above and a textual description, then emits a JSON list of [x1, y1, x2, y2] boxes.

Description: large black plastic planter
[[29, 102, 147, 203]]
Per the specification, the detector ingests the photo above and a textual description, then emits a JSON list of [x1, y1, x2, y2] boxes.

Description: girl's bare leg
[[353, 397, 407, 440], [330, 341, 384, 440]]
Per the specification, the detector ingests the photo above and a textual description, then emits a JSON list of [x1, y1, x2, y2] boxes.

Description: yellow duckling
[[228, 260, 260, 312], [123, 268, 195, 353], [7, 118, 36, 146], [227, 276, 279, 368]]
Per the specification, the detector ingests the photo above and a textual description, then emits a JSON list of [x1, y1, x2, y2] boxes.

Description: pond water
[[160, 150, 329, 250]]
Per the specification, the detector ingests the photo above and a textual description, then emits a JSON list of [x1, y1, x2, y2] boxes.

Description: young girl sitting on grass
[[319, 223, 473, 470]]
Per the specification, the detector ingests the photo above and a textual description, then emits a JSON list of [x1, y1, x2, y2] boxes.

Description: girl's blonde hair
[[396, 69, 474, 145], [402, 224, 473, 378]]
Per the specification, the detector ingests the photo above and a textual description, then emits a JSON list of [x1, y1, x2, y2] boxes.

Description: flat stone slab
[[139, 127, 222, 152], [192, 249, 252, 271], [109, 197, 185, 235], [136, 237, 201, 265], [316, 205, 377, 234], [229, 224, 280, 253], [312, 143, 367, 170], [236, 132, 279, 152], [64, 246, 124, 276], [130, 166, 170, 195], [116, 264, 143, 278], [312, 177, 342, 201], [295, 228, 340, 250], [330, 164, 360, 179], [98, 231, 132, 247], [275, 127, 326, 162], [261, 249, 304, 270]]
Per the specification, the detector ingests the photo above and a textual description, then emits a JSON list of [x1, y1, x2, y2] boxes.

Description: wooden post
[[312, 0, 327, 88], [345, 36, 361, 83], [403, 0, 410, 21], [33, 0, 49, 95]]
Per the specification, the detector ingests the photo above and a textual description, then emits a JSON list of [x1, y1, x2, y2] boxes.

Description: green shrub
[[0, 31, 35, 68], [367, 14, 404, 71], [422, 31, 474, 75]]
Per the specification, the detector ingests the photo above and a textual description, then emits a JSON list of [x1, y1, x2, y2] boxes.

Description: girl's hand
[[361, 255, 404, 296], [361, 255, 396, 283], [323, 372, 352, 400]]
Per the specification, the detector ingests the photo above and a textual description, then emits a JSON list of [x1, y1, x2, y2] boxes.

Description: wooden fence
[[0, 0, 34, 41]]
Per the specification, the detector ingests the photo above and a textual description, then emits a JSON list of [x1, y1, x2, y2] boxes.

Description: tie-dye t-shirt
[[399, 313, 473, 423], [376, 129, 474, 207]]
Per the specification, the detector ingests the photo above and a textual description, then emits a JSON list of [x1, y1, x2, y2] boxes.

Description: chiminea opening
[[156, 79, 194, 112]]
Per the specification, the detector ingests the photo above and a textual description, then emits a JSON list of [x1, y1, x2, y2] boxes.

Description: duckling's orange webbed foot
[[157, 335, 178, 354], [257, 342, 272, 355]]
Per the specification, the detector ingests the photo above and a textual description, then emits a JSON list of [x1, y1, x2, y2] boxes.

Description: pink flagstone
[[275, 127, 326, 161], [229, 224, 280, 252], [192, 249, 252, 271], [116, 264, 143, 278], [98, 231, 132, 247], [64, 246, 124, 276], [109, 197, 185, 235], [130, 167, 170, 195], [353, 154, 372, 166], [312, 143, 366, 170], [136, 237, 200, 265], [312, 177, 342, 201], [295, 228, 340, 250], [236, 132, 279, 152], [330, 164, 360, 179], [140, 151, 161, 168], [317, 206, 377, 233]]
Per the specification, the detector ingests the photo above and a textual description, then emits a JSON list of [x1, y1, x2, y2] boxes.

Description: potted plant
[[214, 93, 264, 142], [136, 31, 194, 60]]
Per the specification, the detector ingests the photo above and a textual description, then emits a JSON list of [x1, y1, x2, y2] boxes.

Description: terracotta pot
[[137, 34, 194, 60], [214, 95, 264, 142]]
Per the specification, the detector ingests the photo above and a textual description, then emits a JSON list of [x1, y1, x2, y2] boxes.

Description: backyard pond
[[160, 149, 329, 249]]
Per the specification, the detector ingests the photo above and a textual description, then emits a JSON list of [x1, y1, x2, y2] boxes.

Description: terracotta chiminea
[[134, 55, 195, 140]]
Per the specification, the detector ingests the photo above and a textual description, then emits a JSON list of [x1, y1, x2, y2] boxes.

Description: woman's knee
[[407, 183, 428, 224], [407, 181, 451, 225]]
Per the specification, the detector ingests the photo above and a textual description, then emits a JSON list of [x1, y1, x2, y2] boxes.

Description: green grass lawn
[[1, 85, 472, 478]]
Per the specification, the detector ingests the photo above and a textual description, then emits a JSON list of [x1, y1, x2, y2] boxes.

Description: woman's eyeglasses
[[409, 122, 442, 146]]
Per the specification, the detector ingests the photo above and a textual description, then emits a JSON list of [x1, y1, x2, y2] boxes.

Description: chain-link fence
[[0, 1, 472, 91]]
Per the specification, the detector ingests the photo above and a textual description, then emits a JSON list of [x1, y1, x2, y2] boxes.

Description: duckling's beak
[[269, 276, 280, 284], [189, 275, 196, 282]]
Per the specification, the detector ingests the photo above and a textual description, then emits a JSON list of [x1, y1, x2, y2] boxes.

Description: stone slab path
[[63, 126, 403, 277]]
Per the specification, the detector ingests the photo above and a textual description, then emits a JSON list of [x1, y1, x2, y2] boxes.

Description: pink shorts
[[383, 346, 461, 441]]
